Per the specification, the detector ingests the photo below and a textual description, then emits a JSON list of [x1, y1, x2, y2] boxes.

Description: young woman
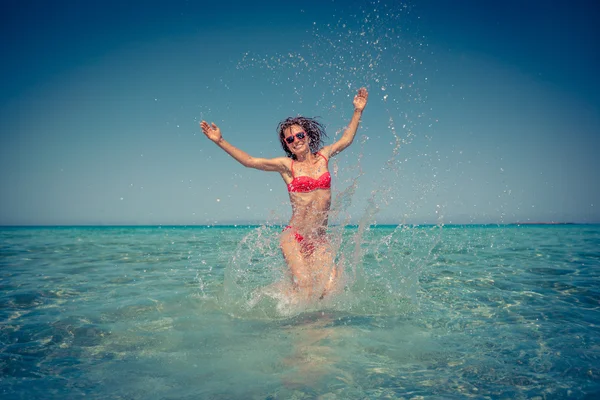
[[200, 87, 368, 300]]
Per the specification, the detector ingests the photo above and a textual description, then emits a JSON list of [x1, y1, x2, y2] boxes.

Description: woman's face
[[283, 124, 309, 155]]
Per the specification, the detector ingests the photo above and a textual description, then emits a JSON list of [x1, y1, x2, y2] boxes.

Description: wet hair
[[277, 116, 327, 160]]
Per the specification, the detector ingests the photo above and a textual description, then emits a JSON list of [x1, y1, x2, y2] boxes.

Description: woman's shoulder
[[273, 156, 294, 171], [317, 146, 333, 160]]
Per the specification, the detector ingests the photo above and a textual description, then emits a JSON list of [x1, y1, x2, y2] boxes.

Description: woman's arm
[[322, 87, 369, 158], [200, 121, 287, 172]]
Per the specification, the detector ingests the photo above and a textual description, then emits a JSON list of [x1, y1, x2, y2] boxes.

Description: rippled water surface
[[1, 225, 599, 399]]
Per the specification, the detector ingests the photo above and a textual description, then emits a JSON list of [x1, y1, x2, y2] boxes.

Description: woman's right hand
[[200, 121, 222, 143]]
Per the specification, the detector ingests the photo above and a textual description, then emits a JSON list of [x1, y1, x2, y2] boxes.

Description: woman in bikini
[[200, 87, 368, 300]]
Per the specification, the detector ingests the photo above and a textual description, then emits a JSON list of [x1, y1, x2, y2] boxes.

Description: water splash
[[220, 1, 441, 318]]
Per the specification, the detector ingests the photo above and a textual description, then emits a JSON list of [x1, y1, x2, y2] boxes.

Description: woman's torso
[[285, 152, 331, 238]]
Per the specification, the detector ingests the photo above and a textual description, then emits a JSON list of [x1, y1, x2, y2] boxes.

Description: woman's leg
[[280, 228, 313, 299], [308, 238, 337, 298]]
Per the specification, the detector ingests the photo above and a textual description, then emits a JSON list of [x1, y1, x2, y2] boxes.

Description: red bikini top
[[287, 152, 331, 193]]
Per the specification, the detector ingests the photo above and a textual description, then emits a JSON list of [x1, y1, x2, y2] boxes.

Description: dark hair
[[277, 116, 327, 159]]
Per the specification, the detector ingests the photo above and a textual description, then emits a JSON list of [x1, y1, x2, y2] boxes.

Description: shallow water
[[1, 225, 599, 398]]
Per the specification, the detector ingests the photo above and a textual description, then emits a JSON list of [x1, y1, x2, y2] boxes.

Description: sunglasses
[[285, 131, 306, 144]]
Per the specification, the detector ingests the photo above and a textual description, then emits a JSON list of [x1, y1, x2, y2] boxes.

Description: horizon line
[[0, 222, 596, 229]]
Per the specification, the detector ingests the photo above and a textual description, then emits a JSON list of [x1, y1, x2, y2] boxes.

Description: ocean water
[[1, 224, 599, 399]]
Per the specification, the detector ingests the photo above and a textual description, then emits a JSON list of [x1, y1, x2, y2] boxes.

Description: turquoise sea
[[1, 224, 599, 399]]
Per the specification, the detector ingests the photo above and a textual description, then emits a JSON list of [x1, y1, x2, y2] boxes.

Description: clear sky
[[1, 0, 599, 225]]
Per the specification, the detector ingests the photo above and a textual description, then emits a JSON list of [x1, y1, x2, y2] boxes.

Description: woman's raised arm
[[200, 121, 288, 172], [322, 87, 368, 158]]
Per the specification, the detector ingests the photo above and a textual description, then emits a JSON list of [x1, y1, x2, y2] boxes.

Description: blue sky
[[1, 0, 598, 225]]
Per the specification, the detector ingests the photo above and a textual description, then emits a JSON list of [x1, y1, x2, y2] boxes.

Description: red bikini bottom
[[283, 226, 324, 255], [284, 225, 304, 242]]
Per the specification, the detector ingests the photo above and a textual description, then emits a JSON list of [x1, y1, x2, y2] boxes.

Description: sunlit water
[[1, 225, 599, 399]]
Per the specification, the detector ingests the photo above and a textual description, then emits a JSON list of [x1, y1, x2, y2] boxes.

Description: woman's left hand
[[353, 87, 369, 111]]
